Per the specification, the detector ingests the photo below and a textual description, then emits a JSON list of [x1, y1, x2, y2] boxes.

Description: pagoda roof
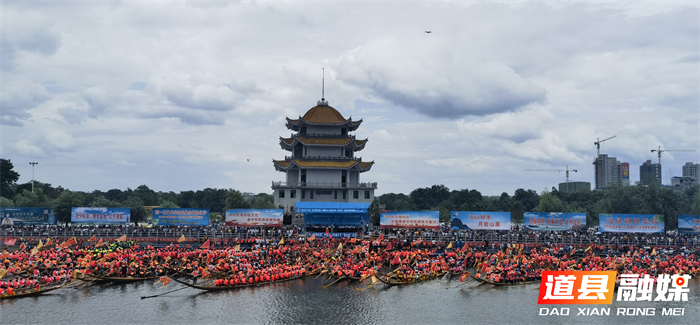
[[279, 136, 368, 151], [273, 159, 374, 172], [286, 105, 362, 130]]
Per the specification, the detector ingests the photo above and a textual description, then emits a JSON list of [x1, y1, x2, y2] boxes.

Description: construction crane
[[594, 135, 617, 156], [524, 166, 578, 192], [650, 146, 696, 165]]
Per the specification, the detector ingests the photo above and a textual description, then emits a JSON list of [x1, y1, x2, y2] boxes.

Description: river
[[2, 277, 698, 324]]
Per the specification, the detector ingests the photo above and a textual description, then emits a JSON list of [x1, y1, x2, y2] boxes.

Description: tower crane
[[524, 166, 578, 192], [594, 135, 617, 156], [650, 146, 695, 165]]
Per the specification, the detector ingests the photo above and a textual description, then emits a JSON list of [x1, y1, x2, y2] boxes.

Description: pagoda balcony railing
[[284, 155, 360, 162], [272, 181, 378, 189], [290, 133, 353, 139]]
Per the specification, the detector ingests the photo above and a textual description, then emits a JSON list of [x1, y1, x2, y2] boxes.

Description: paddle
[[322, 276, 346, 288], [140, 286, 188, 299]]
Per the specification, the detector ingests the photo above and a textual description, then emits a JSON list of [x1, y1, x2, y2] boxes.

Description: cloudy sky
[[1, 1, 698, 196]]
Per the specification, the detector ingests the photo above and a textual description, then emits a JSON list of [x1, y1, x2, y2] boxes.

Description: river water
[[2, 277, 698, 324]]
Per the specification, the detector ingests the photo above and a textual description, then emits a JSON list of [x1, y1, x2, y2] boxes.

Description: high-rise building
[[639, 160, 662, 185], [272, 97, 377, 214], [682, 162, 700, 179], [593, 154, 630, 189]]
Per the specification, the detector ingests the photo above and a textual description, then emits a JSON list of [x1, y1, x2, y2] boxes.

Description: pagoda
[[272, 97, 377, 213]]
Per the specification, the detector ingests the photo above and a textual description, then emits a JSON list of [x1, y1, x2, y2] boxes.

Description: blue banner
[[450, 211, 511, 230], [1, 207, 56, 225], [153, 208, 209, 226], [524, 212, 586, 231], [678, 215, 700, 234], [599, 213, 665, 233], [304, 213, 369, 227], [380, 211, 439, 229], [71, 207, 130, 224]]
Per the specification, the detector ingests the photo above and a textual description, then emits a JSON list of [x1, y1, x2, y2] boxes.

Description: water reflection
[[1, 278, 699, 324]]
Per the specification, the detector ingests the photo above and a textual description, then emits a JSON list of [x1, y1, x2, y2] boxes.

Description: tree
[[692, 189, 700, 215], [225, 190, 251, 210], [510, 201, 526, 225], [532, 191, 566, 212], [0, 197, 14, 207], [88, 196, 121, 208], [368, 199, 381, 226], [121, 195, 148, 224], [14, 188, 53, 207], [410, 184, 450, 210], [159, 200, 180, 208], [134, 185, 158, 206], [1, 159, 20, 199], [53, 190, 84, 223], [251, 193, 275, 209], [514, 189, 540, 212]]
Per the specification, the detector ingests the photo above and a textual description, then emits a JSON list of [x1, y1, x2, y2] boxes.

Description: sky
[[1, 1, 699, 197]]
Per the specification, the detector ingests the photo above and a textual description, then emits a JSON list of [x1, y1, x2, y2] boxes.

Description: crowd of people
[[1, 230, 698, 297]]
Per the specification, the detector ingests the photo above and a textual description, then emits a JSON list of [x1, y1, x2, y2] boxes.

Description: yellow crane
[[524, 166, 578, 192], [650, 146, 695, 165]]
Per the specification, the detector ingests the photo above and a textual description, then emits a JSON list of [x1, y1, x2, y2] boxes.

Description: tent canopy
[[295, 202, 370, 214]]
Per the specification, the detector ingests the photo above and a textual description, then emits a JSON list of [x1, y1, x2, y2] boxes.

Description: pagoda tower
[[272, 97, 376, 213]]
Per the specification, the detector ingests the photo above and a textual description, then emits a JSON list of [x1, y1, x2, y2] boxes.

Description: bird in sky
[[425, 31, 432, 33]]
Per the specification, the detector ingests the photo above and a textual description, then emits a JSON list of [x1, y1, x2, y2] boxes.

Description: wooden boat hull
[[171, 274, 304, 291], [0, 282, 66, 300], [471, 275, 537, 286]]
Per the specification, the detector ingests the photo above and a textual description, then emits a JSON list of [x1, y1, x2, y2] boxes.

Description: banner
[[678, 215, 700, 234], [524, 212, 586, 231], [304, 213, 369, 227], [598, 213, 664, 233], [71, 207, 130, 224], [1, 207, 56, 225], [152, 208, 209, 226], [225, 209, 283, 227], [380, 211, 439, 229], [308, 232, 357, 238], [450, 211, 511, 230]]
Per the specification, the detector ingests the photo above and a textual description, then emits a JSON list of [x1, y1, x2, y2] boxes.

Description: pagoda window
[[341, 128, 347, 135], [290, 190, 296, 199], [301, 170, 307, 184], [341, 170, 347, 185], [294, 143, 303, 158], [301, 190, 305, 199], [300, 127, 307, 136], [334, 191, 338, 199], [310, 191, 314, 199], [345, 148, 352, 158], [342, 191, 347, 200], [364, 191, 370, 199], [353, 191, 359, 199], [279, 190, 285, 198]]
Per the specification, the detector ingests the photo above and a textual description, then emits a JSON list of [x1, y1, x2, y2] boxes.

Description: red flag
[[201, 269, 210, 279], [377, 233, 384, 243], [116, 235, 127, 242], [385, 241, 393, 251], [88, 235, 97, 242], [460, 273, 469, 282], [19, 242, 26, 250], [4, 238, 16, 246], [59, 237, 77, 248], [415, 237, 422, 245], [200, 239, 210, 249], [95, 238, 104, 248], [391, 255, 401, 265], [44, 238, 53, 246], [325, 227, 329, 236]]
